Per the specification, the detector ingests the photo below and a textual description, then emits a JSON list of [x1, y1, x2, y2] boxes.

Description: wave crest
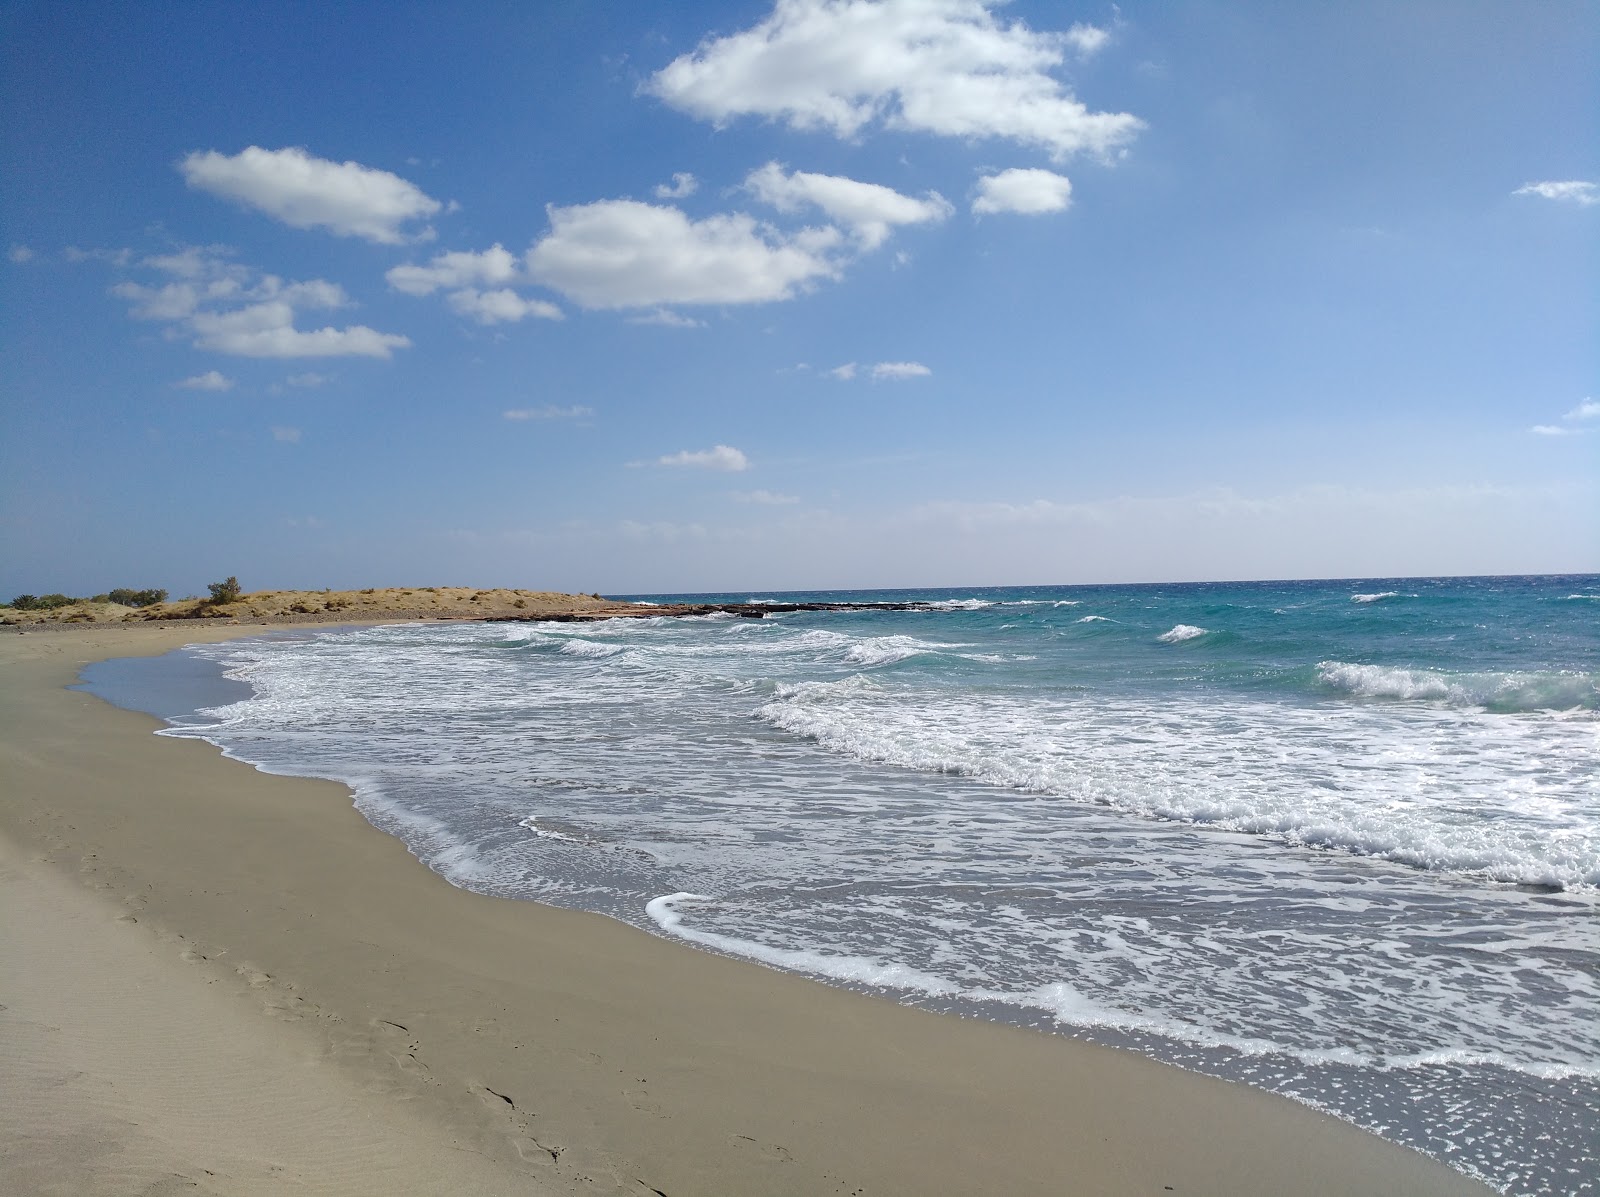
[[1318, 662, 1599, 712]]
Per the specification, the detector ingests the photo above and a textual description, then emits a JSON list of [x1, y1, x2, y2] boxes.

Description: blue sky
[[2, 0, 1595, 595]]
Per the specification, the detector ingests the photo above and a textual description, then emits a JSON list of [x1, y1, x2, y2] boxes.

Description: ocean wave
[[1158, 624, 1208, 643], [844, 635, 951, 666], [1076, 615, 1116, 624], [1318, 662, 1599, 712], [757, 687, 1599, 889], [923, 598, 994, 610], [1351, 591, 1410, 603], [558, 639, 627, 659]]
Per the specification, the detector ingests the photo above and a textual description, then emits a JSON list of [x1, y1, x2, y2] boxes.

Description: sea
[[81, 575, 1599, 1195]]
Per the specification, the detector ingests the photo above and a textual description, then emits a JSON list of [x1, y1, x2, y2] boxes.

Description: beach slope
[[0, 625, 1492, 1196]]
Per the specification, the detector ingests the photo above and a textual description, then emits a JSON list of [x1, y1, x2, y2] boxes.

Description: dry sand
[[0, 623, 1492, 1196]]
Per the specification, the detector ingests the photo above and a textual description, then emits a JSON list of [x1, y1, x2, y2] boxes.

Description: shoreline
[[0, 623, 1493, 1195]]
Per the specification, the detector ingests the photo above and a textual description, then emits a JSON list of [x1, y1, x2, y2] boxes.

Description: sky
[[2, 0, 1596, 596]]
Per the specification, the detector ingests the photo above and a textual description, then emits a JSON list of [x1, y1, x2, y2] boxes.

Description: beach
[[0, 622, 1496, 1195]]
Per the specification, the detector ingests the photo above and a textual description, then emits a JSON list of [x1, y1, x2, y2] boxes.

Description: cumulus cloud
[[647, 0, 1141, 161], [973, 167, 1073, 214], [828, 362, 857, 380], [8, 245, 33, 263], [1566, 398, 1600, 420], [1530, 425, 1574, 436], [527, 199, 842, 309], [503, 405, 594, 420], [658, 444, 750, 471], [1513, 180, 1598, 206], [734, 489, 800, 504], [386, 244, 520, 295], [190, 302, 409, 358], [104, 245, 411, 359], [654, 171, 699, 199], [745, 162, 951, 249], [870, 360, 931, 379], [176, 370, 235, 391], [180, 146, 442, 243], [446, 287, 563, 324]]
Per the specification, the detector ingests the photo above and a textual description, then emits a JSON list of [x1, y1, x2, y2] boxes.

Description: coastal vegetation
[[7, 587, 167, 611], [1, 585, 637, 626]]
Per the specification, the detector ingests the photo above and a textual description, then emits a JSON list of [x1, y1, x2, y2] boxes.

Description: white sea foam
[[1157, 624, 1208, 643], [1076, 615, 1115, 623], [757, 683, 1600, 889], [519, 816, 581, 842], [1318, 661, 1599, 712], [646, 893, 960, 994], [558, 638, 627, 659], [843, 635, 952, 666], [1351, 591, 1409, 603]]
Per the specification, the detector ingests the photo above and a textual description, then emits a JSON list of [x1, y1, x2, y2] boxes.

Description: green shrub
[[207, 576, 243, 604], [107, 587, 168, 608]]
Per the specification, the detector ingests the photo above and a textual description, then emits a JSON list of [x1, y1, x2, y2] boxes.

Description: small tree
[[9, 594, 38, 610], [108, 587, 168, 608], [207, 576, 243, 604]]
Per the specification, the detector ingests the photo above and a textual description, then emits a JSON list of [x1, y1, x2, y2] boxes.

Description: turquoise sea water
[[83, 575, 1599, 1194]]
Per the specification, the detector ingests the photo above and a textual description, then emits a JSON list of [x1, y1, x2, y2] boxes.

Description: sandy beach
[[0, 623, 1493, 1196]]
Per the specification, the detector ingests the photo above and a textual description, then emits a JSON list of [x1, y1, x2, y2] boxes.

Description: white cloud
[[102, 244, 410, 359], [745, 162, 951, 249], [271, 425, 302, 443], [8, 245, 33, 263], [65, 246, 134, 267], [176, 370, 235, 391], [870, 360, 931, 379], [386, 244, 520, 295], [190, 301, 409, 358], [1513, 180, 1598, 206], [287, 372, 333, 387], [527, 199, 842, 309], [658, 444, 750, 471], [973, 167, 1073, 214], [180, 146, 442, 243], [830, 360, 928, 380], [654, 171, 699, 199], [647, 1, 1141, 161], [627, 307, 706, 328], [503, 405, 594, 420], [446, 287, 563, 324], [734, 489, 800, 504], [1566, 398, 1600, 421], [1531, 425, 1574, 436], [1064, 22, 1110, 56]]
